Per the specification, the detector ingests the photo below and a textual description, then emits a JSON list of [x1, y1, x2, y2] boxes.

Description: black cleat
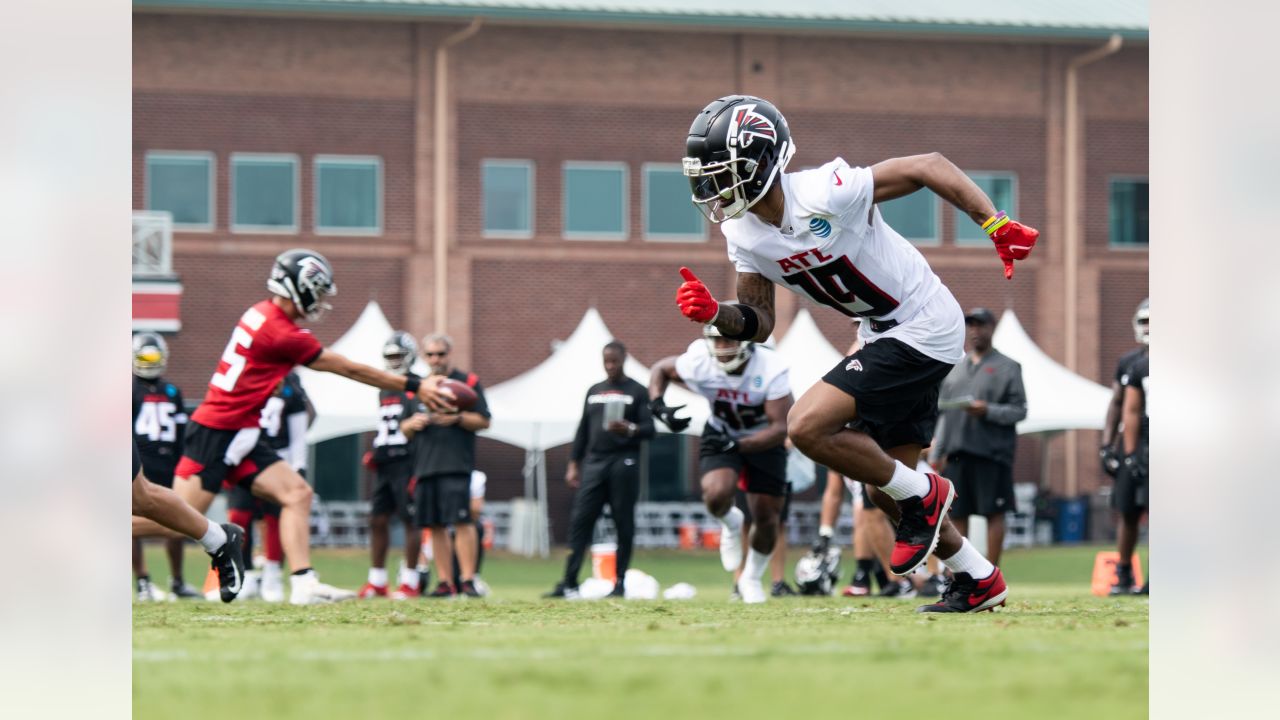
[[607, 581, 626, 598], [916, 569, 1007, 613], [771, 581, 797, 597], [878, 578, 918, 599], [1110, 563, 1136, 596], [427, 581, 457, 598], [542, 581, 580, 599], [458, 580, 482, 598], [207, 523, 246, 603], [917, 574, 947, 598]]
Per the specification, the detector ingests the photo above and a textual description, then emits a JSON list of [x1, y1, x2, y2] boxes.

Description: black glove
[[649, 398, 691, 433], [811, 534, 831, 555], [1099, 445, 1121, 478], [1122, 452, 1148, 484], [703, 425, 738, 455]]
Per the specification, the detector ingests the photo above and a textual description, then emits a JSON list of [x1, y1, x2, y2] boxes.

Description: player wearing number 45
[[132, 249, 457, 605], [677, 95, 1040, 612], [132, 332, 201, 601], [649, 327, 793, 604]]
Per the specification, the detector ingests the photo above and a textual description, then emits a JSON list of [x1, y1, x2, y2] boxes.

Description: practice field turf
[[133, 544, 1148, 719]]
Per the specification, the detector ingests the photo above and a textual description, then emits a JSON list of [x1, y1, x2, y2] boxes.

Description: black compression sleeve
[[405, 375, 421, 394], [720, 304, 760, 341]]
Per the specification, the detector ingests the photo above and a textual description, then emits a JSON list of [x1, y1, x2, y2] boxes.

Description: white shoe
[[136, 578, 170, 602], [736, 575, 767, 604], [289, 572, 357, 605], [238, 571, 262, 601], [260, 569, 284, 603], [471, 576, 490, 597], [719, 508, 744, 572]]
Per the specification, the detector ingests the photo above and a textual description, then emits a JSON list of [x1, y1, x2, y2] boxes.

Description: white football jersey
[[722, 157, 964, 365], [675, 341, 791, 438]]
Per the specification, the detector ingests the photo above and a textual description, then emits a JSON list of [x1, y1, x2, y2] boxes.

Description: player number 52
[[210, 326, 254, 392]]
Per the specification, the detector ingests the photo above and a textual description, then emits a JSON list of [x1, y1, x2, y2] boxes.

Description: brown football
[[438, 378, 478, 411]]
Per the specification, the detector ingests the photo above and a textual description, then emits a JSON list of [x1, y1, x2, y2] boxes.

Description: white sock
[[880, 460, 931, 501], [398, 565, 420, 588], [741, 548, 771, 581], [368, 567, 388, 587], [941, 538, 995, 579], [718, 506, 744, 532], [262, 561, 282, 581], [199, 520, 227, 553]]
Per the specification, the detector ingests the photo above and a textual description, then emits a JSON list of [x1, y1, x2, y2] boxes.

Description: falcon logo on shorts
[[846, 359, 863, 372], [728, 104, 777, 148], [809, 217, 832, 238]]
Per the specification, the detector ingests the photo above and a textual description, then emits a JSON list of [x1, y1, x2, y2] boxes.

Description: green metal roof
[[134, 0, 1149, 40]]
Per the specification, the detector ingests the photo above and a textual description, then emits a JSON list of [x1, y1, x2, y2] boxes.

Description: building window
[[231, 153, 298, 232], [482, 160, 534, 238], [877, 192, 939, 246], [315, 156, 381, 234], [563, 162, 627, 240], [956, 173, 1017, 245], [643, 164, 705, 241], [145, 152, 214, 230], [1110, 178, 1148, 247]]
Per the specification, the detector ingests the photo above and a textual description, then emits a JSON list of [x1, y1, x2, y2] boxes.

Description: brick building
[[132, 1, 1148, 537]]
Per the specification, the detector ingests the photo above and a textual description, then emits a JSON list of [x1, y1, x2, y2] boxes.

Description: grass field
[[133, 544, 1148, 720]]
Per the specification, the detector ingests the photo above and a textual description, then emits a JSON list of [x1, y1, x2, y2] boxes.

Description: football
[[438, 378, 478, 411]]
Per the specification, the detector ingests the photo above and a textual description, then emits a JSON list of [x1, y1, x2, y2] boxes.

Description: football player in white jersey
[[649, 325, 793, 603], [675, 95, 1039, 613]]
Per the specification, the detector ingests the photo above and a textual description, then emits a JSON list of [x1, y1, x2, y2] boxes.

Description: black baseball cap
[[964, 308, 997, 326]]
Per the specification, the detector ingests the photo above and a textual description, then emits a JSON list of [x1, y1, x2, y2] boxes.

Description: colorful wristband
[[982, 211, 1010, 236]]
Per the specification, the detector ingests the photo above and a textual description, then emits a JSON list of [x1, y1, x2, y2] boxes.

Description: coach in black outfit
[[546, 341, 654, 598], [934, 308, 1027, 567]]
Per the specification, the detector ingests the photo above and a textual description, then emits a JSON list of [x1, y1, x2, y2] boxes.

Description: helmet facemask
[[132, 333, 168, 379], [382, 331, 418, 374], [267, 250, 337, 322], [703, 325, 752, 373], [1133, 298, 1150, 345], [684, 97, 795, 224]]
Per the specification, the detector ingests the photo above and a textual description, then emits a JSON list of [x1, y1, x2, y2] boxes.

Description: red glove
[[983, 212, 1039, 280], [676, 267, 719, 323], [361, 450, 376, 470]]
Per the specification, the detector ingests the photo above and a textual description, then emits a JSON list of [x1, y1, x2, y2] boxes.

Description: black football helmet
[[132, 332, 169, 379], [1133, 298, 1149, 345], [267, 249, 337, 322], [683, 95, 795, 223], [382, 331, 418, 374]]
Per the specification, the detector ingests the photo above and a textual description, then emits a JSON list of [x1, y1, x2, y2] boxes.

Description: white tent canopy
[[482, 308, 709, 452], [295, 300, 411, 444], [774, 309, 847, 397], [992, 309, 1111, 434]]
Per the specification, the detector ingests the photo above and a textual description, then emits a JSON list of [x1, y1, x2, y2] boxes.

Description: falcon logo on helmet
[[382, 330, 419, 374], [267, 249, 337, 322], [728, 104, 777, 148], [132, 332, 169, 379]]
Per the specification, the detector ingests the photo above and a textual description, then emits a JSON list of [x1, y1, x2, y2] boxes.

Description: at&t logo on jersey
[[809, 217, 832, 238]]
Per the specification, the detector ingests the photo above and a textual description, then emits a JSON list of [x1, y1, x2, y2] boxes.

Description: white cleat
[[136, 578, 171, 602], [736, 575, 767, 605], [289, 572, 357, 605], [237, 571, 262, 601], [260, 572, 284, 603], [719, 508, 745, 572]]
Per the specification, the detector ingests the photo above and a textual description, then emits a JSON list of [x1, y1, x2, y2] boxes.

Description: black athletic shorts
[[132, 441, 142, 481], [139, 459, 175, 489], [946, 452, 1016, 517], [736, 480, 792, 524], [1112, 442, 1149, 514], [821, 337, 954, 449], [415, 472, 471, 527], [226, 482, 282, 518], [700, 432, 788, 497], [174, 421, 282, 494], [372, 458, 416, 521]]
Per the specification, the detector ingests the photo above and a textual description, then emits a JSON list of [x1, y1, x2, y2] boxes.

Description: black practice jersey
[[1115, 347, 1147, 387], [259, 371, 308, 452], [373, 373, 417, 464], [570, 377, 655, 462], [132, 375, 188, 475], [1124, 353, 1149, 440]]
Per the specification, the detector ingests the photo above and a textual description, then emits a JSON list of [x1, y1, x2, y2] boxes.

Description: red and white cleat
[[390, 583, 420, 600], [915, 568, 1008, 613], [357, 582, 388, 599], [889, 473, 955, 576]]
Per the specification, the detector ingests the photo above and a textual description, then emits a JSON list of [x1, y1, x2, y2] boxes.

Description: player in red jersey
[[132, 249, 455, 604]]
